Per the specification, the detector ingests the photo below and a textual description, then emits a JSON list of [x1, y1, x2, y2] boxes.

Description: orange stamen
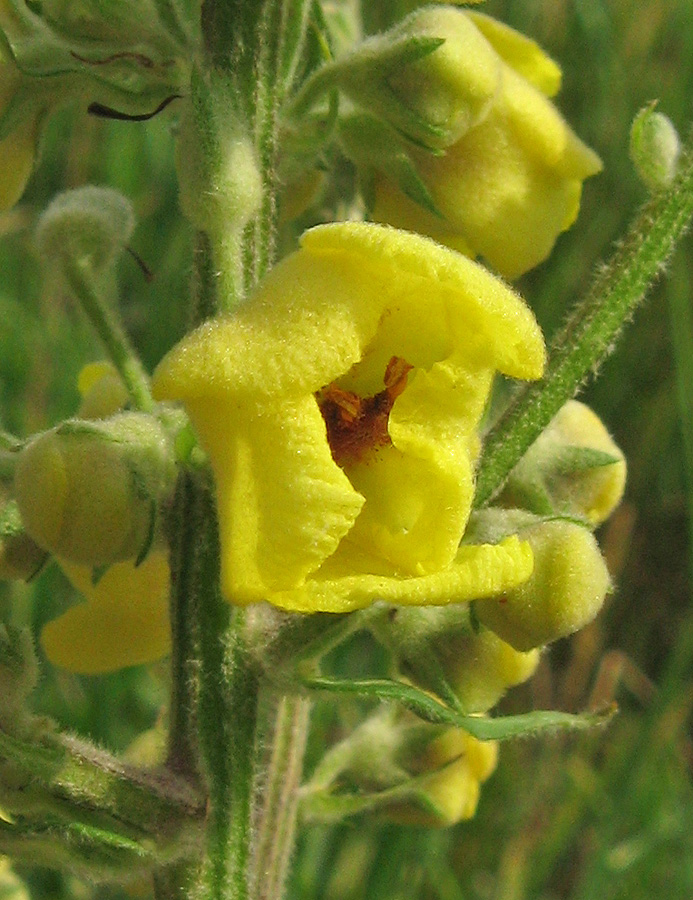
[[317, 356, 413, 465]]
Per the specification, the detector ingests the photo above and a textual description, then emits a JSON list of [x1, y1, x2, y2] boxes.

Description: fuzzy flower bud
[[373, 604, 539, 713], [501, 400, 626, 526], [474, 514, 611, 651], [13, 413, 175, 567], [630, 103, 680, 192], [35, 186, 135, 274], [175, 97, 262, 235]]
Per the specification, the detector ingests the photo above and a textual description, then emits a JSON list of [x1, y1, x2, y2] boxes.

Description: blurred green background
[[2, 0, 693, 897]]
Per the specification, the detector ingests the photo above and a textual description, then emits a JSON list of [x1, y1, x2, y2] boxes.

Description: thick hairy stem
[[251, 693, 311, 900]]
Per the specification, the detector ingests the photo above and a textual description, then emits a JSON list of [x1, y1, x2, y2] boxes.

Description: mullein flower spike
[[153, 222, 545, 613], [365, 8, 602, 278]]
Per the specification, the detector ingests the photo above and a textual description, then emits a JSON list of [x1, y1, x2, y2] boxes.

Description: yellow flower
[[41, 551, 171, 674], [370, 9, 602, 278], [153, 222, 545, 613], [407, 727, 498, 827]]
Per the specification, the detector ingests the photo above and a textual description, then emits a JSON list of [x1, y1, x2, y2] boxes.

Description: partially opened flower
[[153, 222, 545, 613], [369, 9, 603, 278]]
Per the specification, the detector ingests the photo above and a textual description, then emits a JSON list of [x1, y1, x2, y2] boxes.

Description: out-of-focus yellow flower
[[0, 45, 40, 211], [396, 727, 498, 826], [153, 222, 545, 613], [77, 361, 131, 419], [41, 551, 170, 674], [370, 9, 602, 278]]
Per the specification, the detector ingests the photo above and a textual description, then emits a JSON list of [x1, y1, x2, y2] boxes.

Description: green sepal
[[338, 113, 441, 215], [301, 674, 616, 740]]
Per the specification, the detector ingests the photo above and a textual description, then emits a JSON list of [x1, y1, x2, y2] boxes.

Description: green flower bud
[[502, 400, 626, 525], [373, 604, 539, 713], [34, 186, 135, 274], [474, 516, 611, 651], [13, 413, 175, 567], [630, 103, 680, 191], [335, 6, 500, 151]]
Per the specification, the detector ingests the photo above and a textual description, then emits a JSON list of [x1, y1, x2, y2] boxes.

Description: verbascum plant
[[153, 221, 545, 612]]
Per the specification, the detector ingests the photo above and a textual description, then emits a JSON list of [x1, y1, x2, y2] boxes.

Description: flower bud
[[34, 186, 135, 273], [502, 400, 626, 525], [337, 7, 501, 150], [475, 517, 611, 651], [14, 413, 175, 566], [373, 604, 539, 713], [0, 493, 47, 581], [630, 103, 680, 191]]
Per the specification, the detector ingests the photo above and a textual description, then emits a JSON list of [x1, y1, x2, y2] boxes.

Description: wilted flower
[[153, 222, 545, 612]]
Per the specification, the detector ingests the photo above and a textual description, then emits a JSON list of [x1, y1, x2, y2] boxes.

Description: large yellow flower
[[371, 10, 602, 279], [153, 222, 545, 613]]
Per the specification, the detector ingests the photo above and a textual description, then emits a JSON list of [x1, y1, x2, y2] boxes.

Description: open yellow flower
[[371, 9, 603, 278], [153, 222, 545, 613]]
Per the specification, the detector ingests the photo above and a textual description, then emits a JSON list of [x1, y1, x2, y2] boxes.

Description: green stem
[[474, 140, 693, 508], [194, 482, 260, 900], [61, 257, 155, 413], [251, 693, 311, 900], [165, 471, 201, 781]]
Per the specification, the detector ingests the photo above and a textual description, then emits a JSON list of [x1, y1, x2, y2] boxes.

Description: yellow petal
[[185, 395, 364, 604], [468, 11, 562, 97], [153, 248, 388, 402], [42, 553, 171, 674], [265, 534, 533, 613], [302, 223, 546, 379]]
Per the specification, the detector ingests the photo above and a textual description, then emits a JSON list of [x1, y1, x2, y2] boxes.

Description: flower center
[[316, 356, 413, 466]]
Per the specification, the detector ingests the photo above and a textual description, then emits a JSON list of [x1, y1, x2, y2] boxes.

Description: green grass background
[[2, 0, 693, 897]]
